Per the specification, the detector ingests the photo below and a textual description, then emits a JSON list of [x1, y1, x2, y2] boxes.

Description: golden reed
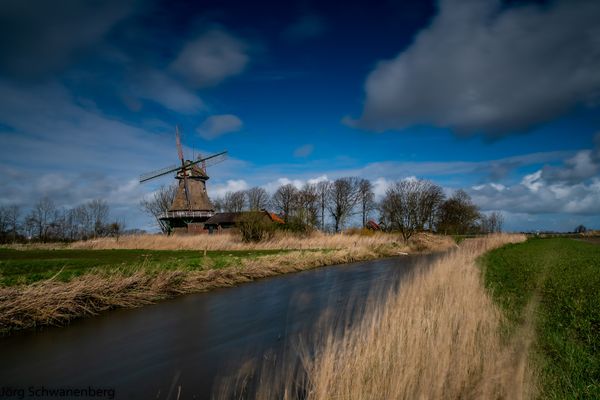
[[217, 234, 536, 400]]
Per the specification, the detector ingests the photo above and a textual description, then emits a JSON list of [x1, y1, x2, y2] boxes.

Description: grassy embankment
[[218, 234, 530, 400], [482, 238, 600, 399], [0, 232, 454, 335], [0, 248, 291, 286]]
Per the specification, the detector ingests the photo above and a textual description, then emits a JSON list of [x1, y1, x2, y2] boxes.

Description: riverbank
[[0, 232, 454, 335], [223, 234, 529, 399]]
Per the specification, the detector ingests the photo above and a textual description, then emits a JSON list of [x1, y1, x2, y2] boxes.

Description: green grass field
[[0, 248, 291, 286], [482, 238, 600, 399]]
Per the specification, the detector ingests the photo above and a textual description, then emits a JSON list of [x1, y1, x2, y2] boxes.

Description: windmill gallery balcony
[[158, 210, 215, 220]]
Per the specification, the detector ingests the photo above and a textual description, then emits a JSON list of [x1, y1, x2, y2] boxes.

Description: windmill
[[139, 126, 227, 234]]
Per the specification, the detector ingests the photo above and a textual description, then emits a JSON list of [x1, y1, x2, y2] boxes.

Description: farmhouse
[[204, 210, 285, 233]]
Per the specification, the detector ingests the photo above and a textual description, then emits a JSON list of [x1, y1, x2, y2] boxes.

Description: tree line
[[0, 197, 124, 243], [143, 177, 504, 239]]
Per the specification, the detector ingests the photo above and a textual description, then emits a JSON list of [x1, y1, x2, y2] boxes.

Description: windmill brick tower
[[139, 127, 227, 234]]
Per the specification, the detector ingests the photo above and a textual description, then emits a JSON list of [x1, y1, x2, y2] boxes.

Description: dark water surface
[[0, 254, 440, 399]]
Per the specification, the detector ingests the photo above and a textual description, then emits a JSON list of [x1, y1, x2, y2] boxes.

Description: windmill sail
[[139, 151, 227, 183]]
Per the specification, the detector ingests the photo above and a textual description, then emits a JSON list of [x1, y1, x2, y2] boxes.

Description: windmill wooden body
[[139, 127, 227, 234]]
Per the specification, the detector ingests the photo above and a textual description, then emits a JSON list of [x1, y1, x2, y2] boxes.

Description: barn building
[[204, 210, 285, 233]]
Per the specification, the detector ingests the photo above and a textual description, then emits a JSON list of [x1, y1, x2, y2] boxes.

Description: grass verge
[[0, 233, 454, 335], [482, 238, 600, 399]]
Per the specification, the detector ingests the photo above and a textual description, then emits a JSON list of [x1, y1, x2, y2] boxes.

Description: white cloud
[[293, 144, 314, 158], [372, 177, 391, 199], [307, 175, 329, 185], [262, 177, 327, 194], [196, 114, 243, 140], [170, 29, 250, 88], [210, 179, 249, 198], [473, 183, 505, 191], [470, 175, 600, 216], [521, 171, 543, 192], [349, 0, 600, 135]]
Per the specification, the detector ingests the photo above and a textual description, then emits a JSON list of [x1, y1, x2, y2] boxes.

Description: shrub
[[344, 227, 375, 236], [237, 212, 276, 243], [278, 214, 313, 236]]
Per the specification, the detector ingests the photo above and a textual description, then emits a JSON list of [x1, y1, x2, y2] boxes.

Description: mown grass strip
[[482, 238, 600, 399]]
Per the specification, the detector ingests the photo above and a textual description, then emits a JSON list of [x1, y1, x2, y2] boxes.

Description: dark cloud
[[169, 28, 250, 88], [196, 114, 243, 140], [0, 0, 137, 80], [348, 0, 600, 136], [128, 69, 205, 114], [541, 132, 600, 183]]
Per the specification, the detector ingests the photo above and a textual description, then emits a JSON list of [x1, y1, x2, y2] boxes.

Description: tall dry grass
[[69, 231, 428, 251], [220, 234, 535, 400]]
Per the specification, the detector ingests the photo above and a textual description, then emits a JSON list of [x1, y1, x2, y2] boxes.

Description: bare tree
[[0, 205, 20, 242], [327, 177, 360, 232], [63, 206, 81, 240], [48, 208, 69, 240], [24, 214, 36, 239], [436, 189, 480, 235], [212, 196, 224, 212], [0, 206, 7, 240], [140, 184, 177, 234], [87, 199, 109, 238], [357, 179, 376, 227], [222, 191, 246, 212], [0, 206, 10, 242], [27, 197, 57, 241], [575, 224, 587, 234], [419, 181, 445, 230], [481, 211, 504, 233], [379, 180, 425, 243], [70, 204, 92, 239], [316, 180, 331, 231], [271, 184, 299, 222], [491, 211, 504, 233], [6, 205, 19, 241], [245, 187, 269, 211], [298, 183, 320, 227]]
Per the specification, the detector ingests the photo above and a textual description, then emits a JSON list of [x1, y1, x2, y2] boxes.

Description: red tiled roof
[[268, 212, 285, 224]]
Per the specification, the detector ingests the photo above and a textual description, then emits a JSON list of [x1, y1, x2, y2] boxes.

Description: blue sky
[[1, 0, 599, 232]]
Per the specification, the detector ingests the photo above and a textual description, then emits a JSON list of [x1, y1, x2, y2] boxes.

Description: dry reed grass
[[219, 234, 536, 400], [0, 234, 454, 334], [69, 231, 422, 251]]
